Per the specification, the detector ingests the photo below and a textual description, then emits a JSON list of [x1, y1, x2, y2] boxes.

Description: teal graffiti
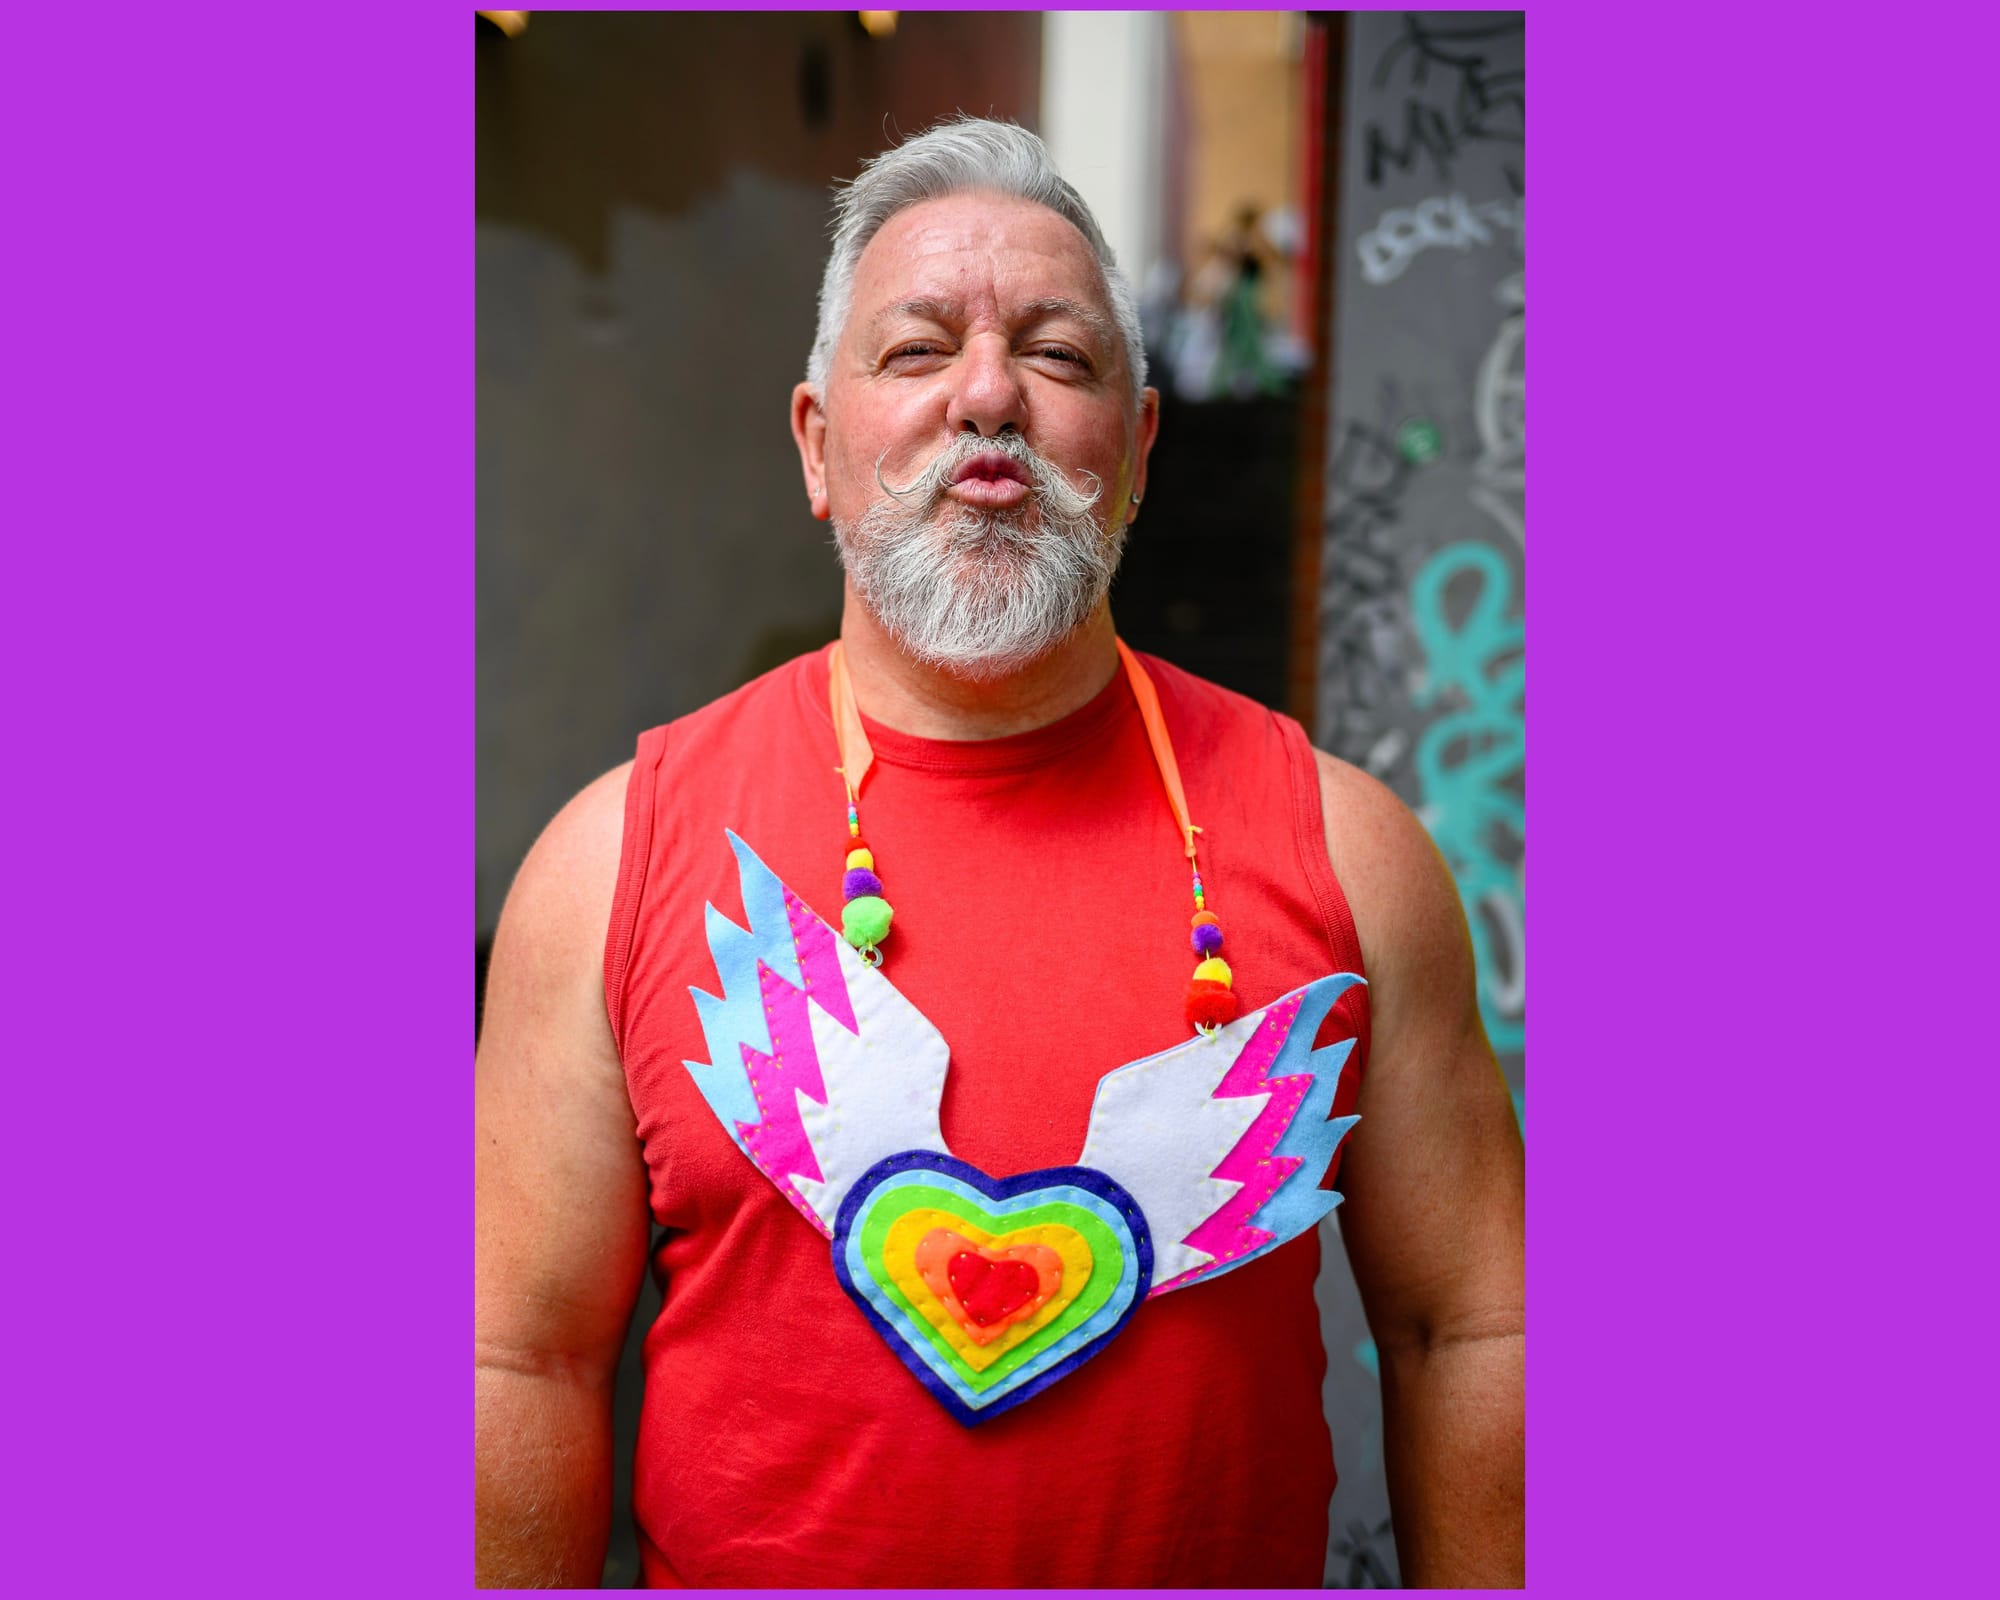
[[1353, 1338, 1380, 1379], [1411, 541, 1524, 1053]]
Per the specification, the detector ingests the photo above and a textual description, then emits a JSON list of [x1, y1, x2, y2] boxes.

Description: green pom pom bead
[[841, 894, 893, 950]]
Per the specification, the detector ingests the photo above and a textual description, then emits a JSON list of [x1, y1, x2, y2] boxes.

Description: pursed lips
[[946, 451, 1032, 508]]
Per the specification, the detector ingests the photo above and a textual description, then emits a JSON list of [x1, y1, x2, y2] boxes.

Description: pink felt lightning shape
[[735, 956, 830, 1230], [1162, 992, 1310, 1290], [733, 887, 870, 1234], [785, 885, 857, 1033]]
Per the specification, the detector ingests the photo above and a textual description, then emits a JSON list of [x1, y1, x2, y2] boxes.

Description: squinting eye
[[1032, 347, 1088, 368], [886, 343, 943, 362]]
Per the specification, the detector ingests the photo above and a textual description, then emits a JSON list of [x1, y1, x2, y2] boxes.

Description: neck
[[837, 583, 1121, 740]]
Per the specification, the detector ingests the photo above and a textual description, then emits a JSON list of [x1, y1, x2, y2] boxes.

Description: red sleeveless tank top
[[605, 646, 1368, 1587]]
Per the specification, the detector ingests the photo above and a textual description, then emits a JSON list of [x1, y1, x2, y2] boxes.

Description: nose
[[944, 332, 1027, 438]]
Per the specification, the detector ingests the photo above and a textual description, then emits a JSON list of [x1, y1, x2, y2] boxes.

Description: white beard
[[833, 436, 1124, 681]]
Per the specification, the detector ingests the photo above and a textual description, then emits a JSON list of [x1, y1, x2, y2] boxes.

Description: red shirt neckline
[[798, 642, 1139, 777]]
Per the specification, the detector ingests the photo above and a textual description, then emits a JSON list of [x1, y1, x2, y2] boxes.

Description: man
[[477, 117, 1522, 1588]]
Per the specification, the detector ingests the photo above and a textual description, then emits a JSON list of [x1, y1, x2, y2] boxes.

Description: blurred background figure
[[478, 11, 1522, 1585], [1169, 199, 1304, 401]]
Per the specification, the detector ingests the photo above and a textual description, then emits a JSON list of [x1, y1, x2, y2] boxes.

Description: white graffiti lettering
[[1471, 272, 1524, 545], [1356, 192, 1523, 287]]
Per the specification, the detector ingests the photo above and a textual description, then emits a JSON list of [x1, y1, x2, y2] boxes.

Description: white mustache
[[873, 434, 1104, 517]]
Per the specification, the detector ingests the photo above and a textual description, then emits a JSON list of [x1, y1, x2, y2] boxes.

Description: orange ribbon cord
[[827, 642, 874, 806], [1117, 640, 1203, 863]]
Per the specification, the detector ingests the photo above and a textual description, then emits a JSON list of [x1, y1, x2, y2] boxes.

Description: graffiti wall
[[1314, 12, 1523, 1585]]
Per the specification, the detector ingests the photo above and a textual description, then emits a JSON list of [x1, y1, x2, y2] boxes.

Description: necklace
[[826, 639, 1242, 1036]]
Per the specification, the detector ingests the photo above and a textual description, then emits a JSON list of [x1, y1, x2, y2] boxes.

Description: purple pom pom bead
[[1191, 922, 1224, 956], [843, 868, 884, 901]]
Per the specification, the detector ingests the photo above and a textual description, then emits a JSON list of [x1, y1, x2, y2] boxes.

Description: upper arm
[[1315, 750, 1523, 1352], [476, 761, 650, 1383]]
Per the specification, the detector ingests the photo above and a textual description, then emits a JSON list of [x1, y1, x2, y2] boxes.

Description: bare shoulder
[[497, 762, 633, 966], [1309, 753, 1520, 1346], [477, 760, 649, 1368], [481, 760, 635, 1083], [1310, 747, 1473, 1002]]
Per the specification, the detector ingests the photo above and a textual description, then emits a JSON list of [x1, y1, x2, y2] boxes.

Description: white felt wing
[[683, 831, 951, 1236], [1075, 973, 1365, 1295]]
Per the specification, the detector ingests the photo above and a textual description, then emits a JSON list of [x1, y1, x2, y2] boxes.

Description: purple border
[[15, 3, 1990, 1595], [831, 1152, 1155, 1427]]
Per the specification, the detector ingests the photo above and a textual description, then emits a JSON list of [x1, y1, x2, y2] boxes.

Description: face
[[792, 191, 1161, 675]]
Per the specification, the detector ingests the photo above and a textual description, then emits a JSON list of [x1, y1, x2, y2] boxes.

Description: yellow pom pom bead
[[1192, 957, 1233, 987], [845, 847, 875, 871]]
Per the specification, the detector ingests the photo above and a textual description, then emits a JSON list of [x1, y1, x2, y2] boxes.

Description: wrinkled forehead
[[846, 191, 1118, 345]]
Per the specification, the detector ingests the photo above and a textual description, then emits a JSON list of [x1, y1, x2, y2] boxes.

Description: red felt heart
[[948, 1250, 1041, 1327]]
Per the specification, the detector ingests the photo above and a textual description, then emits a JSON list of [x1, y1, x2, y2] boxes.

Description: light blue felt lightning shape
[[683, 831, 803, 1145], [1195, 974, 1363, 1281]]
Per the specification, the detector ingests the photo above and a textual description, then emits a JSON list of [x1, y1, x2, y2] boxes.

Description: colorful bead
[[1184, 978, 1240, 1030], [1192, 956, 1232, 987], [1191, 922, 1224, 956], [1190, 911, 1219, 928], [845, 847, 875, 871], [842, 867, 884, 900], [841, 895, 893, 950]]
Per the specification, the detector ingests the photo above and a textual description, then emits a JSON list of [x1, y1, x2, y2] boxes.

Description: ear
[[1126, 386, 1161, 526], [790, 383, 831, 521]]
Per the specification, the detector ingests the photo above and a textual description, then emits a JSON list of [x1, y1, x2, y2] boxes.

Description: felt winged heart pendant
[[684, 834, 1362, 1426]]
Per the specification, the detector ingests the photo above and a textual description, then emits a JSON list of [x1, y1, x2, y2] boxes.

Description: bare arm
[[1317, 750, 1525, 1588], [476, 763, 651, 1588]]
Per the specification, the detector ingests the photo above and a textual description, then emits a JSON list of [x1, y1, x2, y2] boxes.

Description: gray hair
[[805, 115, 1148, 403]]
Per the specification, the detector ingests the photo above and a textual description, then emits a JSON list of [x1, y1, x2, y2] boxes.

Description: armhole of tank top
[[604, 725, 667, 1061], [1276, 711, 1371, 1073]]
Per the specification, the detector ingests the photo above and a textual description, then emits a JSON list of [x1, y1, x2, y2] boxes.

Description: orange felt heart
[[914, 1228, 1064, 1346]]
